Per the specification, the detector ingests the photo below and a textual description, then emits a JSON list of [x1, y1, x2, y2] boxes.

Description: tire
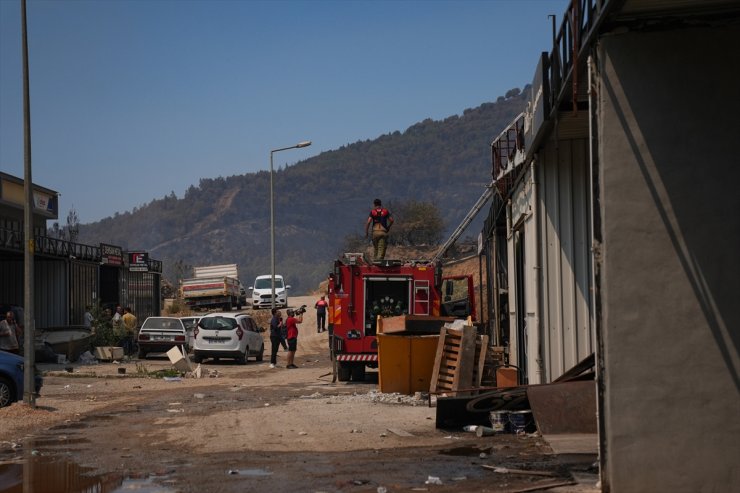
[[0, 376, 15, 408], [351, 364, 366, 382], [193, 354, 203, 364], [237, 349, 247, 365], [337, 363, 351, 382], [138, 349, 147, 360], [256, 344, 264, 362]]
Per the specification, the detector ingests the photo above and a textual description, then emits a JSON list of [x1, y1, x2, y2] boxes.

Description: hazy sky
[[1, 0, 567, 224]]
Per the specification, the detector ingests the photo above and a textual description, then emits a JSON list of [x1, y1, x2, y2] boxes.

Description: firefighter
[[365, 198, 394, 261]]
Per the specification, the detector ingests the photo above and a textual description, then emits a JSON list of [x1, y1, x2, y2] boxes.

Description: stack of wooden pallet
[[429, 322, 489, 396]]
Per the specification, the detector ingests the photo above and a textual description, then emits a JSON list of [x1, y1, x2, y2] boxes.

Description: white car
[[249, 275, 291, 309], [179, 316, 201, 349], [192, 312, 264, 364], [137, 317, 189, 359]]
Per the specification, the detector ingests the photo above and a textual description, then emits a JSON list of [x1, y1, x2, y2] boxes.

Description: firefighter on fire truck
[[365, 198, 394, 261]]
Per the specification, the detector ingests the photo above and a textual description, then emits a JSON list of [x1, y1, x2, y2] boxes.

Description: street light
[[270, 140, 311, 309]]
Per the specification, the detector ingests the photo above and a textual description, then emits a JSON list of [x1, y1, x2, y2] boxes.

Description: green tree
[[389, 200, 445, 246]]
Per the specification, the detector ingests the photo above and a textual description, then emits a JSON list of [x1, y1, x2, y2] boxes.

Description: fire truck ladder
[[431, 181, 495, 264]]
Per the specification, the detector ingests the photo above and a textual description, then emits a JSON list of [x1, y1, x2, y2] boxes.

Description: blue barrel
[[508, 410, 536, 434]]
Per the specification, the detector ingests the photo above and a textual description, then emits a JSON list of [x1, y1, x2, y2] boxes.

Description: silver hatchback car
[[192, 312, 264, 364]]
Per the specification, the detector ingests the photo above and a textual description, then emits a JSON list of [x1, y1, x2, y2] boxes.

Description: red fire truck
[[328, 253, 476, 382]]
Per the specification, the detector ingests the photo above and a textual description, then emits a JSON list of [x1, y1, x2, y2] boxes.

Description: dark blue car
[[0, 350, 42, 407]]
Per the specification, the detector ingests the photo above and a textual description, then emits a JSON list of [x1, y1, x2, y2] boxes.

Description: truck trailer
[[328, 253, 476, 382], [180, 264, 245, 311]]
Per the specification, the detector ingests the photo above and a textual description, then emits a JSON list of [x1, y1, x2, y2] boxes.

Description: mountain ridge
[[78, 88, 529, 293]]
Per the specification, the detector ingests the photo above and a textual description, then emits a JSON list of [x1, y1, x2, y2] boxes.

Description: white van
[[249, 275, 290, 309]]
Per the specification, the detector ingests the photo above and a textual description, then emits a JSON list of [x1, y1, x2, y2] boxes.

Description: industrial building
[[0, 171, 161, 329], [480, 1, 739, 491]]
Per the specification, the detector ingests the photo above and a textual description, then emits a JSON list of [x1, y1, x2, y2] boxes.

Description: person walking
[[365, 198, 394, 261], [315, 295, 328, 333], [0, 311, 21, 355], [285, 308, 303, 369], [269, 308, 284, 368]]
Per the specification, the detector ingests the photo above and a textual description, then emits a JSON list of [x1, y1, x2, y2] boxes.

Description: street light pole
[[269, 141, 311, 310]]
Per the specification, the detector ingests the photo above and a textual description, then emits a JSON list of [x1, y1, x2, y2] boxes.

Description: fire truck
[[328, 252, 476, 382]]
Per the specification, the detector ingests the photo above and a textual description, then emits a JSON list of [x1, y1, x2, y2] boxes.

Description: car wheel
[[193, 354, 203, 364], [237, 349, 247, 365], [138, 349, 147, 360], [256, 344, 264, 362], [0, 376, 15, 408], [337, 364, 351, 382]]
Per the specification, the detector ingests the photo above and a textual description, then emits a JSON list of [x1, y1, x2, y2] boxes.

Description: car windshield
[[254, 278, 283, 289], [142, 318, 182, 330], [200, 317, 238, 331]]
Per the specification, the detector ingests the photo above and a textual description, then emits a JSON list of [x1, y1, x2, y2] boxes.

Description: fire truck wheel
[[351, 364, 366, 382], [337, 364, 351, 382]]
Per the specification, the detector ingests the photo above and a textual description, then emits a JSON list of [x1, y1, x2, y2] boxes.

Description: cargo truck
[[180, 264, 244, 311]]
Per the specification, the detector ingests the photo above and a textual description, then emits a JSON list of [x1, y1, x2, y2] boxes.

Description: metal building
[[481, 1, 740, 491], [0, 172, 161, 328]]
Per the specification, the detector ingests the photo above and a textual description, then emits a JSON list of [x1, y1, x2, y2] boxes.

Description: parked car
[[0, 350, 42, 408], [192, 312, 264, 364], [179, 316, 201, 350], [137, 317, 188, 359], [249, 275, 290, 309]]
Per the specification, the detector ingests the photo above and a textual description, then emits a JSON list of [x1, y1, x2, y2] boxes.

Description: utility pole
[[21, 0, 36, 407]]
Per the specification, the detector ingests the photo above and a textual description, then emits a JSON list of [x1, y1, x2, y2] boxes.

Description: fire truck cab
[[328, 253, 476, 382]]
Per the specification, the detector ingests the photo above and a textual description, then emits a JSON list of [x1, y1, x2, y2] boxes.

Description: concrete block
[[167, 346, 191, 373], [94, 346, 124, 361]]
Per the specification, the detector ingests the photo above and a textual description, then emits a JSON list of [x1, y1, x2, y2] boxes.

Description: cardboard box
[[94, 346, 124, 361]]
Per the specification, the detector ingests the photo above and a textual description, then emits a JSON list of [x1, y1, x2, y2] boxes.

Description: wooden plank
[[452, 325, 477, 394], [474, 335, 489, 387], [429, 328, 447, 393]]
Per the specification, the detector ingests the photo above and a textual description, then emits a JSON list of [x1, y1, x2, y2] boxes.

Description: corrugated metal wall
[[34, 258, 68, 328], [0, 256, 23, 304], [70, 261, 98, 325], [0, 257, 68, 328], [537, 137, 594, 381]]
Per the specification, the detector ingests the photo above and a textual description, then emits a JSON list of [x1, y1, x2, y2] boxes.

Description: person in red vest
[[365, 198, 394, 261], [314, 295, 328, 333]]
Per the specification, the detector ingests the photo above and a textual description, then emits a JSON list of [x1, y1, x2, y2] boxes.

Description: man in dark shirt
[[315, 295, 328, 333], [269, 308, 284, 368]]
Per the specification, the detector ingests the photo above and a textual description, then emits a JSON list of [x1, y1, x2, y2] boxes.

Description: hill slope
[[78, 89, 528, 292]]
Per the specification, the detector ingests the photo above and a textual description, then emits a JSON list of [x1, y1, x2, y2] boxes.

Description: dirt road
[[0, 295, 597, 492]]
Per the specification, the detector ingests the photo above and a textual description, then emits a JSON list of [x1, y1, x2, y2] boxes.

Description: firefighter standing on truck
[[365, 198, 394, 261]]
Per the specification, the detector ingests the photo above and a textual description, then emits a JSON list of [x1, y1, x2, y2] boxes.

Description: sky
[[1, 0, 568, 225]]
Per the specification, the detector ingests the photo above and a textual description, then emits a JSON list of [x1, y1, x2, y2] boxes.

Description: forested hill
[[78, 88, 529, 293]]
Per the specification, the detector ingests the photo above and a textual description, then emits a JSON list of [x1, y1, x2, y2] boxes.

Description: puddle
[[31, 437, 90, 447], [0, 455, 177, 493]]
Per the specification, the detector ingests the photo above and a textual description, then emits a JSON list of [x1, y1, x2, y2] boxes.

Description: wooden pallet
[[429, 325, 478, 396]]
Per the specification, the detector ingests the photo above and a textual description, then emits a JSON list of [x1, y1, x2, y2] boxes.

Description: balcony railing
[[0, 227, 162, 273]]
